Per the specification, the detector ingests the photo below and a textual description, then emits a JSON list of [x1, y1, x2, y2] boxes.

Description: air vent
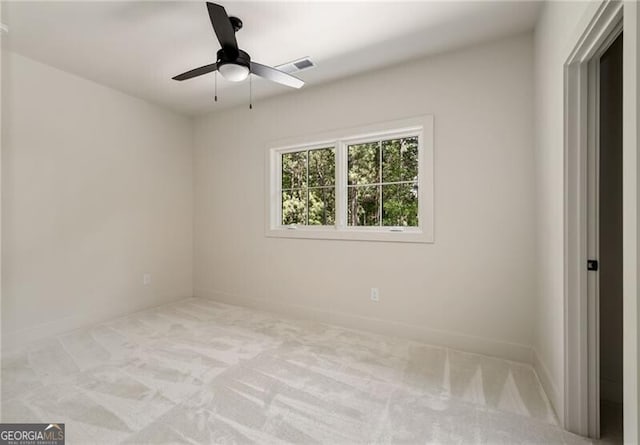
[[293, 59, 313, 70], [276, 57, 315, 74]]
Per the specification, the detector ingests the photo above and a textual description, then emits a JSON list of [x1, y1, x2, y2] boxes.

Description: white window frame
[[265, 115, 434, 243]]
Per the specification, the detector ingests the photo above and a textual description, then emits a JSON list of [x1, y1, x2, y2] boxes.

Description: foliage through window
[[280, 137, 418, 227], [347, 137, 418, 227], [281, 148, 335, 225]]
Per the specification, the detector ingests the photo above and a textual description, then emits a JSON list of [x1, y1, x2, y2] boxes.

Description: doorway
[[597, 31, 623, 443], [562, 0, 624, 439]]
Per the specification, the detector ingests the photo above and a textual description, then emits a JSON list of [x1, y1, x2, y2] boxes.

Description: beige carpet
[[2, 297, 591, 444]]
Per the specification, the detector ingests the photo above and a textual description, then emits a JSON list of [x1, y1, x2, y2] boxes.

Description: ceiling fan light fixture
[[218, 62, 249, 82], [172, 3, 305, 91]]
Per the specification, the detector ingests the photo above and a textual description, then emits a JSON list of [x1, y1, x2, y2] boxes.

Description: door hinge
[[587, 259, 599, 271]]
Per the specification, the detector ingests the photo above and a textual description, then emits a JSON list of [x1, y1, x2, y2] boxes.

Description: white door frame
[[563, 0, 623, 438], [621, 1, 640, 442]]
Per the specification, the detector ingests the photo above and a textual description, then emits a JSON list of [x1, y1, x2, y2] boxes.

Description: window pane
[[381, 138, 402, 183], [308, 148, 335, 187], [282, 189, 307, 225], [382, 137, 419, 183], [347, 185, 380, 226], [401, 137, 419, 182], [348, 142, 380, 185], [382, 182, 419, 226], [282, 151, 307, 190], [309, 187, 335, 226]]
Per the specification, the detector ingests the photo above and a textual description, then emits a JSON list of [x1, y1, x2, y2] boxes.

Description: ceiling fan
[[172, 2, 304, 90]]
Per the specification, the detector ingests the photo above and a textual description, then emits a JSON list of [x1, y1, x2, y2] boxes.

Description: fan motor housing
[[217, 49, 250, 69]]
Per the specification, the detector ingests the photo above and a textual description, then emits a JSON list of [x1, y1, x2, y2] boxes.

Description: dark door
[[599, 31, 623, 442]]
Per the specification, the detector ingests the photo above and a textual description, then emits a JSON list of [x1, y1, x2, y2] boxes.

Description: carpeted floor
[[2, 297, 593, 444]]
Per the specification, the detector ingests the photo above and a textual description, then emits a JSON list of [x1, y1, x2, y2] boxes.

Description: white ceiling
[[2, 1, 542, 116]]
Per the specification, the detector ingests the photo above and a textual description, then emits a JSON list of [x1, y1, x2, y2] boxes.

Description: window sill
[[265, 226, 434, 243]]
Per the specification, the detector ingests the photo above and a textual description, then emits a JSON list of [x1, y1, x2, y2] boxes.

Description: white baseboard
[[1, 295, 191, 356], [3, 288, 536, 367], [533, 347, 564, 426], [196, 288, 534, 364]]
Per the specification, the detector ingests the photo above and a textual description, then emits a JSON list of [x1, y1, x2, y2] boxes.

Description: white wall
[[193, 34, 536, 362], [532, 0, 592, 421], [1, 52, 194, 351]]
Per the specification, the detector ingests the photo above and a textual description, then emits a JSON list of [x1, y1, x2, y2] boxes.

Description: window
[[266, 115, 434, 243]]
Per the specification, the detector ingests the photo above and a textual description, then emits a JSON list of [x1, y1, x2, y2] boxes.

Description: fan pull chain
[[249, 74, 253, 110], [214, 72, 218, 102]]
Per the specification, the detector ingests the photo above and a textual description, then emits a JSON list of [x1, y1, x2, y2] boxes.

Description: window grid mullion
[[337, 141, 346, 229], [306, 150, 310, 225], [345, 180, 416, 188], [378, 141, 382, 226]]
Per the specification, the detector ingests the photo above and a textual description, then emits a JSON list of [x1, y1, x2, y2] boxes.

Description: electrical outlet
[[370, 287, 380, 302], [143, 273, 151, 286]]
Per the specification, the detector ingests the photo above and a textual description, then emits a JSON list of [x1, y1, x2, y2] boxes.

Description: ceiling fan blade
[[207, 2, 238, 59], [250, 62, 304, 89], [172, 63, 218, 81]]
